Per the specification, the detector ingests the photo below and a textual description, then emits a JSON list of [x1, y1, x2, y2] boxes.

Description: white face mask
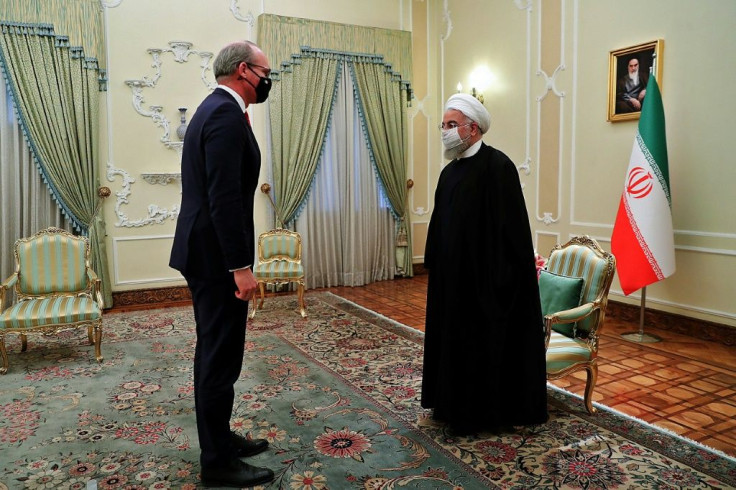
[[441, 127, 466, 150], [441, 125, 472, 160]]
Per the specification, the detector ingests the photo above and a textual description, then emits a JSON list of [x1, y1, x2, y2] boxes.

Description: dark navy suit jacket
[[169, 88, 261, 279]]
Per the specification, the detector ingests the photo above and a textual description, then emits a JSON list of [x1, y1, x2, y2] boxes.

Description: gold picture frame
[[607, 39, 663, 122]]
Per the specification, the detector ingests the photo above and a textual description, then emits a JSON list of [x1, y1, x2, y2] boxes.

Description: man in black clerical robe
[[421, 93, 548, 433]]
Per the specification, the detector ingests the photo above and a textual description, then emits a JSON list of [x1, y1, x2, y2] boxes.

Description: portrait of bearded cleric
[[608, 40, 662, 122]]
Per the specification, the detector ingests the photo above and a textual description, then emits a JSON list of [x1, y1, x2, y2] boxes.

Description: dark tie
[[244, 111, 251, 126]]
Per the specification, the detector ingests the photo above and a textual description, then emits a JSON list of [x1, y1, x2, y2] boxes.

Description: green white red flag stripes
[[611, 75, 675, 296]]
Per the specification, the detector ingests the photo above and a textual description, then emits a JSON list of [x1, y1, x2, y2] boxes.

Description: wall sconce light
[[456, 82, 484, 104]]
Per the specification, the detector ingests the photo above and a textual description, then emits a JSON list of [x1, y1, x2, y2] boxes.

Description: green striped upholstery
[[17, 233, 88, 295], [546, 243, 608, 336], [546, 331, 592, 373], [260, 234, 300, 261], [543, 236, 615, 414], [250, 229, 307, 319], [0, 228, 104, 374], [0, 296, 100, 329], [253, 261, 304, 280]]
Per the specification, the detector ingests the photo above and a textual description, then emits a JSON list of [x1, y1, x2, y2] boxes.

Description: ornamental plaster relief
[[108, 0, 257, 228], [110, 40, 216, 228]]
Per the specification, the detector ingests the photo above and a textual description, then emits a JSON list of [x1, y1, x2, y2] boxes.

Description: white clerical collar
[[459, 140, 483, 159], [218, 84, 247, 113]]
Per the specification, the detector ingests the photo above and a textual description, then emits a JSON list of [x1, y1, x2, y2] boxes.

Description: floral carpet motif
[[0, 292, 734, 489]]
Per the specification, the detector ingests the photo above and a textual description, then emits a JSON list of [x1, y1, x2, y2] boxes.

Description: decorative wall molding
[[516, 1, 534, 181], [124, 41, 214, 157], [230, 0, 256, 27], [440, 0, 453, 42], [112, 234, 182, 285], [534, 230, 560, 254], [533, 0, 563, 226], [229, 0, 256, 41], [100, 0, 123, 7], [106, 162, 180, 228], [140, 172, 182, 186]]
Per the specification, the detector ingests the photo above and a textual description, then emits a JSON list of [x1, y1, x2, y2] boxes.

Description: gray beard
[[444, 140, 471, 160], [628, 71, 639, 85]]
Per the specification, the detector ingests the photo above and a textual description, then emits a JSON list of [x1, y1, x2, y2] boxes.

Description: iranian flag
[[611, 74, 675, 296]]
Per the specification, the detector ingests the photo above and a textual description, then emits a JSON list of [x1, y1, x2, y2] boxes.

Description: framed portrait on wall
[[607, 39, 664, 122]]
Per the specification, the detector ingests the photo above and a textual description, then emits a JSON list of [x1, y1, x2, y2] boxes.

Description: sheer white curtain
[[0, 83, 69, 283], [296, 62, 395, 288]]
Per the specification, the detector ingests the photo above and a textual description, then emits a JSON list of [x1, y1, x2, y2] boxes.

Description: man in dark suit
[[169, 40, 275, 488]]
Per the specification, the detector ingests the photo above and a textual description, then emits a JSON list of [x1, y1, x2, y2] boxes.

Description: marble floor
[[321, 274, 736, 458]]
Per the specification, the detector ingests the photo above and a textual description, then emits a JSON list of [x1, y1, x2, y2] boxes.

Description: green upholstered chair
[[249, 228, 306, 319], [0, 227, 104, 374], [542, 235, 616, 413]]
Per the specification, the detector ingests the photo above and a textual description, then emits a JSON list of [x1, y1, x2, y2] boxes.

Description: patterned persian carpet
[[0, 292, 734, 489]]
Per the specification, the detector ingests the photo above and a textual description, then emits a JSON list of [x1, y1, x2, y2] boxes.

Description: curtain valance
[[0, 0, 105, 67], [0, 22, 106, 91], [257, 13, 412, 84], [273, 46, 411, 97]]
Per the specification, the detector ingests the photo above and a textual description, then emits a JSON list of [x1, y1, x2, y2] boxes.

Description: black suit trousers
[[186, 275, 249, 468]]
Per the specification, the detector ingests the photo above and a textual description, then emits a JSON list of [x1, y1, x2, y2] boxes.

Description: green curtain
[[0, 23, 112, 306], [351, 62, 413, 276], [257, 15, 414, 277], [0, 0, 105, 64], [269, 54, 339, 225]]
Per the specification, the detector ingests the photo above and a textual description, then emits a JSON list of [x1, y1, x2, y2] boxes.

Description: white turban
[[444, 93, 491, 134]]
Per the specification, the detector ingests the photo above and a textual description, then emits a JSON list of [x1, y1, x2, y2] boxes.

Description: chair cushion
[[253, 261, 304, 280], [539, 270, 584, 337], [0, 296, 101, 330], [546, 331, 592, 373]]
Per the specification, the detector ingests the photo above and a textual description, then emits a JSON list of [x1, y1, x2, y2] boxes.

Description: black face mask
[[245, 64, 272, 103]]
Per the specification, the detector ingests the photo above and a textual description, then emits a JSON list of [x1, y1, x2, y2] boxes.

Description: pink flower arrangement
[[534, 252, 547, 279]]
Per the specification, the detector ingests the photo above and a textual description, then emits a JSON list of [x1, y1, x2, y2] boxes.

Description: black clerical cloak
[[421, 143, 548, 432]]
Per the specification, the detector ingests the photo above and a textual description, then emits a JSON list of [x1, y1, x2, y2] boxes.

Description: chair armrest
[[544, 301, 599, 347], [87, 268, 104, 310], [0, 274, 18, 312]]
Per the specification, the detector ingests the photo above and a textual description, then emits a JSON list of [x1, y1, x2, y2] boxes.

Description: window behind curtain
[[0, 81, 69, 284]]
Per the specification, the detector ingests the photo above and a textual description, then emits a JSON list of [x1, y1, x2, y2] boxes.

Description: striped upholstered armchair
[[249, 228, 306, 319], [0, 227, 104, 374], [541, 236, 616, 413]]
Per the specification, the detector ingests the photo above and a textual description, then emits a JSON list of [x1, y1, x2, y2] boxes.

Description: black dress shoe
[[201, 458, 274, 488], [231, 431, 269, 457]]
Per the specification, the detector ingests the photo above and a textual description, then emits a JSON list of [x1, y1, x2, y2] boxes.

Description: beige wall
[[101, 0, 736, 328], [428, 0, 736, 327], [102, 0, 409, 290]]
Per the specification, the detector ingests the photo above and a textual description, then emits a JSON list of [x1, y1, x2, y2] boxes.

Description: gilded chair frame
[[543, 235, 616, 413], [249, 228, 306, 319], [0, 227, 104, 374]]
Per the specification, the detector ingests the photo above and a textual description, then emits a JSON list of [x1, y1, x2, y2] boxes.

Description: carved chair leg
[[88, 325, 94, 345], [93, 324, 103, 363], [584, 363, 598, 414], [298, 282, 306, 318], [0, 337, 8, 374], [249, 282, 265, 319], [20, 333, 27, 352], [258, 282, 266, 309]]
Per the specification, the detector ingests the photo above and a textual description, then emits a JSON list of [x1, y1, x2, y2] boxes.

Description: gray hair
[[213, 41, 257, 80]]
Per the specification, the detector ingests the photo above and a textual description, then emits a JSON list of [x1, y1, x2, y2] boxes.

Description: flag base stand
[[619, 286, 662, 343], [620, 331, 662, 343]]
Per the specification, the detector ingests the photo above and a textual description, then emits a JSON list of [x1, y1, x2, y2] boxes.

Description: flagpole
[[621, 286, 662, 343]]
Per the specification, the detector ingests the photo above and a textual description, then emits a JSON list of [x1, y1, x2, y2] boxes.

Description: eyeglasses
[[246, 62, 271, 77], [438, 122, 472, 131]]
